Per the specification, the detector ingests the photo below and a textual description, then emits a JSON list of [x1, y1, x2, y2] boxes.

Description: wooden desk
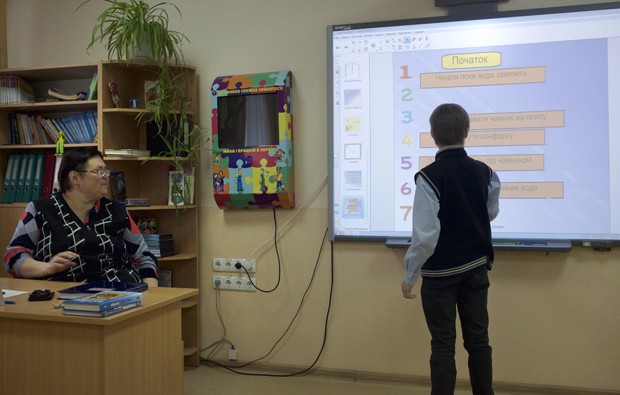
[[0, 278, 198, 395]]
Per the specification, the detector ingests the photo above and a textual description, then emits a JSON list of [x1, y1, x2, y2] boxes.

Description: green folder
[[1, 153, 17, 203], [15, 153, 31, 203], [30, 153, 45, 200], [6, 153, 23, 203]]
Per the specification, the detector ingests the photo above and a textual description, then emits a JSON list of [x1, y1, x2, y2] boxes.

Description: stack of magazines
[[142, 233, 175, 257], [0, 75, 35, 104], [62, 290, 142, 317]]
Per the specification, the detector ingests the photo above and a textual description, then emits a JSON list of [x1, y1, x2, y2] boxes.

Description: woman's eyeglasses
[[76, 168, 110, 177]]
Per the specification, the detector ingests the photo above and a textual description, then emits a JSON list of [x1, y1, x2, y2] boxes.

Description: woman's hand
[[47, 251, 79, 274], [143, 277, 159, 288], [19, 251, 78, 278]]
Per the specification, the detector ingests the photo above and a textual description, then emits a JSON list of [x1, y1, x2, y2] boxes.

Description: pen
[[3, 301, 16, 305]]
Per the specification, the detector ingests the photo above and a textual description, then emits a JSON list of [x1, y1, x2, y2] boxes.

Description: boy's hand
[[401, 282, 417, 299]]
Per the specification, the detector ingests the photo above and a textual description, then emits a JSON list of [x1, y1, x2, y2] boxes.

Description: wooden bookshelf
[[0, 62, 201, 366]]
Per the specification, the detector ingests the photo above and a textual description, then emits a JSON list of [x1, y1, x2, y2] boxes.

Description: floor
[[184, 364, 528, 395]]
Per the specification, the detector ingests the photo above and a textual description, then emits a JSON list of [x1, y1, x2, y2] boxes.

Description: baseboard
[[205, 359, 619, 395]]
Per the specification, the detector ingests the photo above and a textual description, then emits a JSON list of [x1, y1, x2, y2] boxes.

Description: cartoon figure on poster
[[259, 168, 267, 194], [213, 170, 225, 193], [276, 167, 284, 192], [211, 70, 295, 209], [236, 168, 244, 192], [275, 149, 286, 162]]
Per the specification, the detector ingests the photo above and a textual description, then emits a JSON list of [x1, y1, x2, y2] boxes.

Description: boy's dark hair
[[429, 103, 470, 147], [58, 147, 104, 192]]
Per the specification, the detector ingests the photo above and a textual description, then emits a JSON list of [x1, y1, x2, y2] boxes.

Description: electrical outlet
[[232, 276, 256, 291], [212, 258, 256, 273], [212, 258, 234, 272], [232, 258, 256, 273], [212, 275, 256, 291]]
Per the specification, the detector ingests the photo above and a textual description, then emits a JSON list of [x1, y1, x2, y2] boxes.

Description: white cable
[[246, 176, 327, 259]]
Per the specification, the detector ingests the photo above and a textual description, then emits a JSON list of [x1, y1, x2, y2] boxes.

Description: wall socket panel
[[212, 257, 256, 273], [212, 275, 256, 291]]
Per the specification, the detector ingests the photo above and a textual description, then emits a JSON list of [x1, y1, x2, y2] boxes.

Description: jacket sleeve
[[403, 175, 440, 285], [123, 212, 158, 280], [487, 170, 501, 221], [3, 203, 40, 278]]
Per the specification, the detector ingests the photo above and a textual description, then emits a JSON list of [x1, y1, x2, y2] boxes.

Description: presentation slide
[[330, 6, 620, 241]]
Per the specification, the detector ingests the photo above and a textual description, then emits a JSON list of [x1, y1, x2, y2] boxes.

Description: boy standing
[[401, 103, 501, 395]]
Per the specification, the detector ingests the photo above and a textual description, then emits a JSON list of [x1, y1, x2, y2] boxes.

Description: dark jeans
[[421, 264, 494, 395]]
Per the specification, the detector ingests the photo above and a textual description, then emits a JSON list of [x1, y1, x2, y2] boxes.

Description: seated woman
[[3, 147, 158, 287]]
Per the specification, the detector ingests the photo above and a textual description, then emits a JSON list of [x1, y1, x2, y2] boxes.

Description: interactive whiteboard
[[327, 3, 620, 246]]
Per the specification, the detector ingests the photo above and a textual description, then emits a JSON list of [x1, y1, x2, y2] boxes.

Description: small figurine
[[108, 80, 121, 108], [129, 97, 140, 109], [56, 130, 65, 156]]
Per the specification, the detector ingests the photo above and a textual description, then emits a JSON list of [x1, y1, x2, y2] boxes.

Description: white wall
[[7, 0, 620, 391]]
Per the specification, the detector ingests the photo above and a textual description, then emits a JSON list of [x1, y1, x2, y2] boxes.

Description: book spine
[[65, 293, 143, 311], [101, 301, 141, 316]]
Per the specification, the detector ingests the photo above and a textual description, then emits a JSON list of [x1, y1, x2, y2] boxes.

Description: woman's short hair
[[429, 103, 470, 147], [58, 147, 103, 192]]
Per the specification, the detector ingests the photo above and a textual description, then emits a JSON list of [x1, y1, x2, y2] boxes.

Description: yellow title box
[[441, 52, 501, 69]]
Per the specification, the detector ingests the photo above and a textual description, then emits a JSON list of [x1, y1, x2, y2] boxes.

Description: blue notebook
[[62, 292, 142, 312], [57, 280, 148, 300], [63, 300, 142, 317]]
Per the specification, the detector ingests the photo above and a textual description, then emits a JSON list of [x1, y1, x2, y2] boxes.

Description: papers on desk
[[1, 289, 28, 298]]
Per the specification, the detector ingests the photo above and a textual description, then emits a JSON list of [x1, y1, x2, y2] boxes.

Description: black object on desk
[[28, 289, 55, 301]]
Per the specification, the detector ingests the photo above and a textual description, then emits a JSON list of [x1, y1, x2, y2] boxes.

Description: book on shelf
[[0, 75, 34, 104], [125, 197, 149, 206], [104, 148, 151, 157], [37, 115, 57, 143], [158, 269, 173, 287], [7, 112, 98, 145], [47, 87, 87, 101], [57, 280, 148, 300], [8, 113, 18, 144], [86, 71, 98, 100], [63, 300, 142, 317], [109, 171, 127, 202], [143, 233, 175, 257]]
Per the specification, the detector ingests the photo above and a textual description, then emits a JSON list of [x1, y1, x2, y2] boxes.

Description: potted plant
[[77, 0, 202, 205], [80, 0, 187, 64]]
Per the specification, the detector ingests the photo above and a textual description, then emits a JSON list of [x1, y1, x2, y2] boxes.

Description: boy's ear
[[464, 128, 469, 139]]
